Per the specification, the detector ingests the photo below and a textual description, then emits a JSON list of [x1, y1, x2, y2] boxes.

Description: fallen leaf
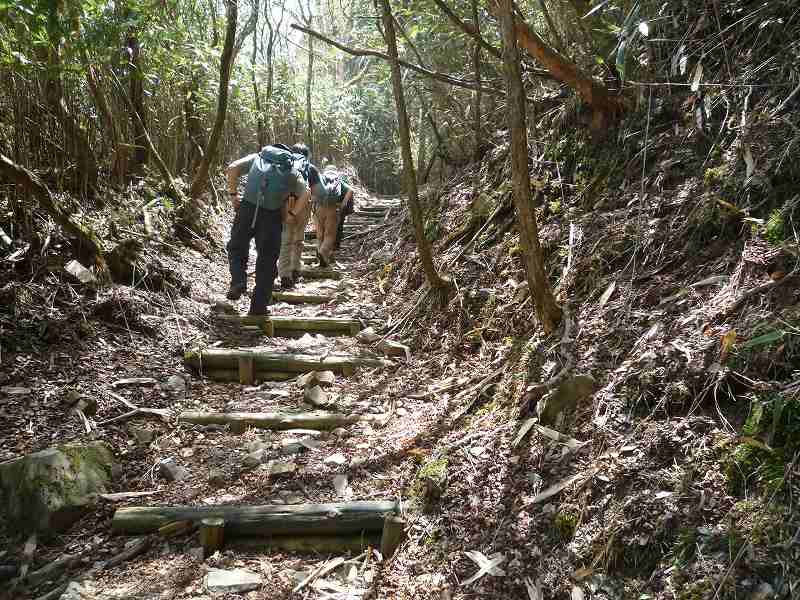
[[462, 551, 505, 586]]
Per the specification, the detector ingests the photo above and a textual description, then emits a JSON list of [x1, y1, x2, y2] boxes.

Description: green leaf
[[741, 330, 784, 350]]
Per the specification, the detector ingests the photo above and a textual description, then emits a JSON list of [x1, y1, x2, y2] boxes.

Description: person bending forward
[[313, 168, 353, 267], [225, 147, 310, 315]]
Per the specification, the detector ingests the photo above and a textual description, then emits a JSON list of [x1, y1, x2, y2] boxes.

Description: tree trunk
[[183, 82, 206, 174], [251, 0, 265, 147], [112, 501, 399, 536], [184, 0, 238, 229], [178, 410, 383, 430], [487, 0, 625, 131], [416, 105, 427, 184], [378, 0, 449, 290], [126, 33, 148, 177], [306, 33, 314, 147], [42, 2, 98, 194], [0, 155, 104, 266], [86, 65, 126, 185], [498, 0, 561, 335], [471, 0, 482, 164]]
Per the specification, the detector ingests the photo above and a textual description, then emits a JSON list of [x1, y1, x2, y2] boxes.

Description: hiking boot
[[280, 276, 295, 289], [226, 284, 246, 301], [292, 269, 301, 282]]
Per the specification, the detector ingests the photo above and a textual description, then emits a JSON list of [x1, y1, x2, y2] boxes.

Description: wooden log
[[216, 315, 362, 336], [272, 291, 332, 305], [232, 534, 379, 555], [158, 520, 193, 538], [200, 517, 225, 556], [178, 410, 382, 431], [202, 369, 295, 382], [238, 357, 254, 385], [380, 515, 406, 560], [299, 267, 342, 280], [111, 500, 399, 536], [184, 347, 385, 375]]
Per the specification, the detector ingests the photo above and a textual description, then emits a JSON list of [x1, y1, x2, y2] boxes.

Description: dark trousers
[[227, 202, 282, 313]]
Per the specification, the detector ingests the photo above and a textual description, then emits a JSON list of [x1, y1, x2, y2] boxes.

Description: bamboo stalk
[[185, 348, 384, 374]]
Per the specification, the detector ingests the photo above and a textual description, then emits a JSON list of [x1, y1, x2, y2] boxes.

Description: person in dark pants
[[225, 148, 310, 315], [334, 192, 354, 250]]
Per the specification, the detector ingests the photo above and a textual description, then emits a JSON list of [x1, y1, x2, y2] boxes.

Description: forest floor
[[1, 167, 799, 600]]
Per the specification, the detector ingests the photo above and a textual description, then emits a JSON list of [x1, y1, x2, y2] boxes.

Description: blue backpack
[[252, 144, 308, 210], [317, 170, 344, 206]]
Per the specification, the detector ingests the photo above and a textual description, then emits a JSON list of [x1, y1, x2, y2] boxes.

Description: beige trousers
[[278, 201, 311, 277], [314, 204, 339, 264]]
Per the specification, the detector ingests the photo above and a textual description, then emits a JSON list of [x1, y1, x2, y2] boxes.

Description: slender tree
[[378, 0, 449, 290], [187, 0, 238, 202], [498, 0, 561, 334]]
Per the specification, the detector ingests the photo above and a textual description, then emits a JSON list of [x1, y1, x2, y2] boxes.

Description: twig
[[721, 270, 797, 319], [292, 556, 347, 594]]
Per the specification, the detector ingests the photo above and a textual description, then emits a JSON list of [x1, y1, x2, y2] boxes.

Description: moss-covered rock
[[0, 441, 114, 535], [411, 457, 448, 509]]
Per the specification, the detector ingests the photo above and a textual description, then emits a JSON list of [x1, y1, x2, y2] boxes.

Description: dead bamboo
[[184, 347, 385, 375]]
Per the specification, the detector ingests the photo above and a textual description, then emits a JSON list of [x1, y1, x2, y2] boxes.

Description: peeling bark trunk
[[378, 0, 449, 290], [498, 0, 561, 334], [186, 0, 238, 215]]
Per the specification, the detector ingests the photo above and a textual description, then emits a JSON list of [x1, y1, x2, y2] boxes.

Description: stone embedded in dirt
[[204, 568, 262, 594], [242, 450, 266, 469], [264, 460, 296, 476], [246, 440, 271, 454], [324, 452, 347, 466], [207, 468, 226, 487], [331, 427, 349, 438], [377, 339, 410, 360], [128, 426, 155, 445], [284, 428, 324, 438], [537, 374, 597, 426], [396, 407, 408, 416], [158, 457, 189, 482], [188, 547, 205, 561], [0, 441, 113, 535], [211, 301, 237, 315], [163, 375, 186, 396], [356, 327, 381, 344], [281, 439, 305, 455], [304, 385, 330, 408], [1, 385, 32, 396], [59, 579, 111, 600], [297, 370, 336, 388]]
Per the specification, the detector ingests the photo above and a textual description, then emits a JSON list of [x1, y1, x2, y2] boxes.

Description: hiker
[[334, 190, 355, 251], [277, 143, 320, 289], [225, 144, 310, 315], [312, 167, 353, 267]]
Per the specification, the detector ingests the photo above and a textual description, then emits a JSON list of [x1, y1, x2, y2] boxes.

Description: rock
[[356, 327, 380, 344], [280, 439, 305, 455], [246, 440, 270, 454], [377, 339, 410, 359], [128, 426, 155, 445], [211, 301, 237, 315], [158, 457, 189, 482], [537, 374, 597, 426], [331, 427, 348, 438], [242, 450, 266, 469], [297, 370, 336, 388], [208, 468, 226, 487], [750, 582, 775, 600], [396, 407, 408, 416], [163, 375, 186, 396], [204, 568, 262, 594], [303, 385, 330, 408], [188, 547, 205, 561], [0, 442, 113, 536], [59, 580, 110, 600], [264, 460, 296, 476], [324, 453, 347, 466]]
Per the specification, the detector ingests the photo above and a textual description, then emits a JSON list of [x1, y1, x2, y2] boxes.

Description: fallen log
[[215, 314, 362, 336], [231, 534, 379, 555], [178, 410, 382, 431], [185, 347, 385, 376], [111, 500, 399, 536], [272, 291, 332, 305]]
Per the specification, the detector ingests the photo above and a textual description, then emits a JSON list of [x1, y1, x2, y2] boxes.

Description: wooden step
[[272, 291, 331, 304], [299, 267, 342, 280], [185, 347, 386, 380], [112, 500, 399, 536], [216, 314, 361, 336], [178, 410, 383, 431]]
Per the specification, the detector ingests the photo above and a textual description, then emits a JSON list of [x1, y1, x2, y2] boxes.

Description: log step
[[216, 315, 362, 336], [178, 410, 383, 431], [185, 347, 386, 378], [299, 267, 342, 280], [272, 291, 332, 305], [111, 500, 399, 536]]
